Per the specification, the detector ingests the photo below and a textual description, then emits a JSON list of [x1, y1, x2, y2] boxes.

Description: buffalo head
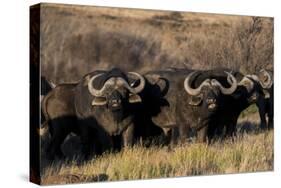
[[87, 70, 145, 111], [236, 69, 272, 103], [257, 69, 273, 89], [184, 71, 237, 111], [252, 69, 273, 99]]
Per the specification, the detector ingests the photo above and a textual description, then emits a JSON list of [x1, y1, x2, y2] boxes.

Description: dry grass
[[41, 129, 273, 185], [39, 4, 273, 83]]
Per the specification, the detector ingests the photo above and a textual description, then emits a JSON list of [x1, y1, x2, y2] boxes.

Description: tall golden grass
[[41, 129, 273, 185]]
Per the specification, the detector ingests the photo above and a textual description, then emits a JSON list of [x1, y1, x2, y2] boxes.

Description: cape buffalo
[[42, 83, 78, 159], [42, 68, 145, 159], [75, 68, 145, 151], [137, 68, 238, 144], [248, 69, 273, 130], [203, 69, 272, 137]]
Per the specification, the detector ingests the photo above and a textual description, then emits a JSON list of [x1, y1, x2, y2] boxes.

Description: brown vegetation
[[40, 4, 273, 83]]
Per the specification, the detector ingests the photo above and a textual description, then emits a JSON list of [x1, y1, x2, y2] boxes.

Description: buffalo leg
[[197, 126, 208, 143], [122, 125, 134, 147], [79, 127, 96, 159], [179, 125, 189, 144], [207, 124, 218, 142], [259, 111, 267, 130], [225, 119, 237, 139], [225, 124, 237, 140], [214, 120, 225, 138], [268, 101, 274, 129], [268, 112, 273, 129], [170, 127, 179, 145], [47, 127, 67, 160], [257, 100, 267, 130], [90, 130, 105, 156]]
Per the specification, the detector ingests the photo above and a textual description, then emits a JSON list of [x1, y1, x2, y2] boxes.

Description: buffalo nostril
[[208, 103, 216, 110]]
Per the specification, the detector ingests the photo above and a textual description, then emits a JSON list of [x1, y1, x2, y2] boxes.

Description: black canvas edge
[[30, 3, 41, 185]]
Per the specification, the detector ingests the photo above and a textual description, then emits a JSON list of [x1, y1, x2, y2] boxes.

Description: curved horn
[[46, 78, 56, 89], [211, 71, 237, 95], [114, 76, 144, 94], [259, 69, 273, 89], [184, 71, 211, 96], [87, 73, 108, 97], [127, 72, 145, 93]]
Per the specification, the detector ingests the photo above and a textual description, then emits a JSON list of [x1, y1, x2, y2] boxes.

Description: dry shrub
[[40, 5, 273, 83], [231, 17, 273, 73], [181, 17, 273, 74]]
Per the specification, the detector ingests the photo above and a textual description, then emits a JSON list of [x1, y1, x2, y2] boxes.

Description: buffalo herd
[[41, 67, 273, 160]]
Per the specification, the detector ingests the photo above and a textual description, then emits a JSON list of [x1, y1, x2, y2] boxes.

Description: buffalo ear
[[263, 90, 270, 99], [188, 95, 203, 106], [146, 74, 160, 85], [129, 94, 142, 103], [91, 97, 107, 106], [83, 75, 91, 86], [146, 75, 169, 97]]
